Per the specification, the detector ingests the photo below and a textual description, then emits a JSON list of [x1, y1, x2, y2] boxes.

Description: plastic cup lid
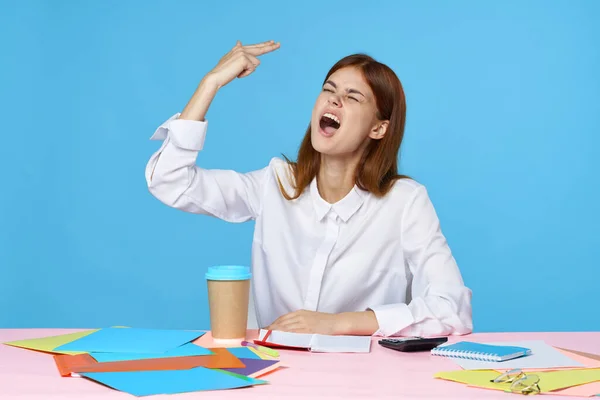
[[205, 265, 251, 281]]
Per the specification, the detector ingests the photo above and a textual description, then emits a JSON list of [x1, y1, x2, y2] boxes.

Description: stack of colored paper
[[3, 327, 284, 396], [433, 340, 600, 397]]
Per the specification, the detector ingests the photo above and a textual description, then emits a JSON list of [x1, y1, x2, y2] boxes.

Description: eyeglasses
[[491, 369, 541, 395]]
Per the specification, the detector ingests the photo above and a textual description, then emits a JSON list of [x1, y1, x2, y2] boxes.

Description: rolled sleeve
[[369, 303, 414, 337], [150, 113, 208, 151], [145, 113, 270, 222]]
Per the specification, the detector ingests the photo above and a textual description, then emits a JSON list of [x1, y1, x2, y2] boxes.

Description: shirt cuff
[[368, 303, 415, 337], [149, 113, 208, 151]]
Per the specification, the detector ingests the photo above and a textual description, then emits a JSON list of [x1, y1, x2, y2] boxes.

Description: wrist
[[334, 311, 379, 336], [180, 77, 219, 121], [334, 312, 352, 335], [199, 73, 221, 91]]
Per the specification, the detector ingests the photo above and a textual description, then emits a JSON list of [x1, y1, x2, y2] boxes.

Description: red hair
[[279, 54, 408, 199]]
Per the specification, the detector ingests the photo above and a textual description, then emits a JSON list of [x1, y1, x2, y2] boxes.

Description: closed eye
[[323, 88, 360, 102]]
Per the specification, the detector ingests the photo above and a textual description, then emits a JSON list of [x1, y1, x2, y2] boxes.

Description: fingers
[[227, 40, 276, 79], [237, 54, 261, 78], [270, 312, 296, 326], [265, 316, 285, 330], [266, 311, 299, 330], [228, 40, 243, 54], [242, 40, 277, 48], [226, 40, 280, 80], [278, 324, 309, 333], [269, 320, 303, 332], [245, 42, 280, 57], [232, 40, 280, 56], [246, 53, 261, 67], [237, 68, 253, 79]]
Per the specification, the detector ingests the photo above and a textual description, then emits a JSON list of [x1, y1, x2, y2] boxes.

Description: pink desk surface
[[1, 329, 599, 399]]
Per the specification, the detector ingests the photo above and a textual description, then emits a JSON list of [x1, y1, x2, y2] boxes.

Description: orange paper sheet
[[53, 348, 245, 376], [547, 348, 600, 397], [556, 348, 600, 362]]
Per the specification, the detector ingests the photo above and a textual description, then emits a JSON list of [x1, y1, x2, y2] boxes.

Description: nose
[[327, 93, 341, 107]]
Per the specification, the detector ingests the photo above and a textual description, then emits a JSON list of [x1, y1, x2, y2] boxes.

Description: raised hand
[[206, 40, 281, 89], [179, 40, 280, 121]]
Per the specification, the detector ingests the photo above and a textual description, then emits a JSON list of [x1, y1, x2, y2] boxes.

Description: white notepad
[[256, 329, 371, 353]]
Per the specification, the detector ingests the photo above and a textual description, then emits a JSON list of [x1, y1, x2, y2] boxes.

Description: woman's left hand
[[266, 310, 344, 335]]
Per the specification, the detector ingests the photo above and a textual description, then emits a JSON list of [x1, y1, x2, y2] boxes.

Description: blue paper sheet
[[54, 328, 204, 354], [227, 347, 262, 360], [81, 367, 266, 396], [90, 343, 213, 362]]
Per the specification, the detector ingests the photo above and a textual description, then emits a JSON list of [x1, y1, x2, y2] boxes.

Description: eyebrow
[[324, 80, 366, 98]]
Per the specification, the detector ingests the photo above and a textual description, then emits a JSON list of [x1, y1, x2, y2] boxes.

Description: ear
[[368, 120, 389, 140]]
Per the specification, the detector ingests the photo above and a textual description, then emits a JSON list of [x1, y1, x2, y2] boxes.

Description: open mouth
[[319, 112, 341, 135]]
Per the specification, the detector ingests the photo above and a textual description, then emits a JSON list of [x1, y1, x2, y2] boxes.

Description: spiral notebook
[[431, 341, 532, 362]]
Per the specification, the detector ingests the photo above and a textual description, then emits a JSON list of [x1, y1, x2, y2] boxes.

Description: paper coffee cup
[[205, 265, 251, 344]]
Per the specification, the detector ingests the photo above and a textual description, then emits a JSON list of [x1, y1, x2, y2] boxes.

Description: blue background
[[1, 0, 598, 332]]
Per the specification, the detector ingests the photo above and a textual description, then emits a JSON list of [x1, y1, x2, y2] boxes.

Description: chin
[[311, 126, 353, 156], [310, 128, 333, 155]]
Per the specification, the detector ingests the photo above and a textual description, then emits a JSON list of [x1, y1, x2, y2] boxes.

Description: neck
[[317, 155, 361, 204]]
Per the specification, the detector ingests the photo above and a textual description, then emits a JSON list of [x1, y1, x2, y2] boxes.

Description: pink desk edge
[[1, 329, 599, 399]]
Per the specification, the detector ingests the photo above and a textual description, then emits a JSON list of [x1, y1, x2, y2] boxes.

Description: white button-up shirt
[[145, 114, 473, 337]]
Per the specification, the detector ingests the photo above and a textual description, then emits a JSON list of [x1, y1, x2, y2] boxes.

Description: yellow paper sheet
[[435, 370, 506, 388], [535, 369, 600, 392], [248, 346, 279, 360], [435, 368, 600, 393], [3, 329, 98, 355]]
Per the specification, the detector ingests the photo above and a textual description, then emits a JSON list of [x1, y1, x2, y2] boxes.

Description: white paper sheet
[[441, 340, 585, 370]]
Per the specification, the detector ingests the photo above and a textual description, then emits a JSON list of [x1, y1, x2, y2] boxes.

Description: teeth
[[323, 112, 340, 125]]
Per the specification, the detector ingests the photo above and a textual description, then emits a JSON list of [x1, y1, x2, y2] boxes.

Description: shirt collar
[[309, 178, 368, 223]]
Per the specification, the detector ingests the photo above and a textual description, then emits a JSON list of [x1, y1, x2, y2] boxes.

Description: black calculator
[[378, 336, 448, 352]]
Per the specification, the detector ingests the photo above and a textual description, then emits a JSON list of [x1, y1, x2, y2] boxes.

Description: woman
[[146, 40, 473, 337]]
